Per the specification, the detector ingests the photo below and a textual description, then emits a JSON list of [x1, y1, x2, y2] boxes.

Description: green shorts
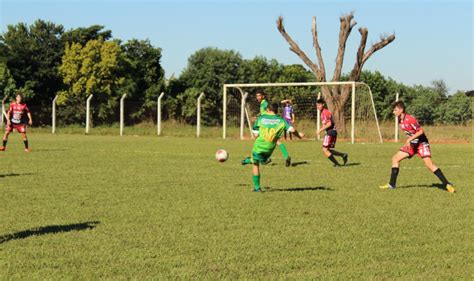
[[251, 150, 273, 165]]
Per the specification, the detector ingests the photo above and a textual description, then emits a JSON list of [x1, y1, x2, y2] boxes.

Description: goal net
[[222, 82, 382, 143]]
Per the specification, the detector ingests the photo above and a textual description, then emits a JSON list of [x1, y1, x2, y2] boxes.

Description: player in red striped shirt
[[379, 101, 455, 193], [316, 99, 348, 166], [0, 92, 33, 152]]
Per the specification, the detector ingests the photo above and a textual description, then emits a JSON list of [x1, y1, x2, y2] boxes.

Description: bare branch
[[350, 27, 368, 80], [276, 16, 319, 76], [311, 16, 326, 81], [332, 13, 357, 81], [362, 34, 396, 64]]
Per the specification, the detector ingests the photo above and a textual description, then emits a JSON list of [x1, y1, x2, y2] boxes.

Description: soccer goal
[[222, 81, 383, 144]]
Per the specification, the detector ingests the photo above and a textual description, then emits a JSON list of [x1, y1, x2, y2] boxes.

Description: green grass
[[0, 134, 473, 279]]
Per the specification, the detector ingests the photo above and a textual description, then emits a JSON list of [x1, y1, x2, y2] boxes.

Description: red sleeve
[[24, 105, 30, 113]]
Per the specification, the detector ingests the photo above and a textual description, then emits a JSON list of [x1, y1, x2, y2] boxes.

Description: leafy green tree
[[0, 20, 65, 123], [119, 39, 165, 122], [178, 47, 245, 125], [61, 25, 112, 46], [0, 63, 16, 97], [58, 39, 124, 124], [435, 91, 471, 125]]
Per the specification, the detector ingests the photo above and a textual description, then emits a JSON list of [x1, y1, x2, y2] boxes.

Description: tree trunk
[[276, 14, 395, 136]]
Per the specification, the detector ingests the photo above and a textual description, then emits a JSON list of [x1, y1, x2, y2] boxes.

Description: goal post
[[222, 81, 383, 144]]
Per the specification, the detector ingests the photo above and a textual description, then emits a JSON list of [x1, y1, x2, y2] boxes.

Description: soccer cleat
[[342, 154, 348, 165], [285, 156, 291, 167], [253, 188, 263, 193], [0, 146, 5, 151], [445, 183, 455, 193], [24, 148, 31, 153], [379, 183, 395, 189]]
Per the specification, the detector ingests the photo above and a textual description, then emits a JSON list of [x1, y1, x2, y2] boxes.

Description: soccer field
[[0, 134, 473, 279]]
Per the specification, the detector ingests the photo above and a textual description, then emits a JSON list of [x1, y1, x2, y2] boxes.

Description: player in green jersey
[[255, 90, 292, 167], [242, 103, 302, 192]]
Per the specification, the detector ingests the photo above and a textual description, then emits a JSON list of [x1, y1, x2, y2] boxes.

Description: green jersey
[[252, 113, 292, 154], [260, 99, 268, 114]]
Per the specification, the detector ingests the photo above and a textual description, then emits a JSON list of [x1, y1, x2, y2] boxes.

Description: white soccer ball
[[215, 149, 229, 162]]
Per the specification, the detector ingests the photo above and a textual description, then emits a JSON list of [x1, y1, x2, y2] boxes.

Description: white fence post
[[1, 95, 8, 128], [240, 92, 248, 140], [395, 92, 399, 142], [120, 93, 126, 136], [316, 92, 321, 140], [52, 95, 58, 134], [157, 92, 165, 136], [85, 94, 93, 134], [196, 92, 204, 138]]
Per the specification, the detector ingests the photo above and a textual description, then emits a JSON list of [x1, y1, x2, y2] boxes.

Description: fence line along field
[[0, 134, 472, 279]]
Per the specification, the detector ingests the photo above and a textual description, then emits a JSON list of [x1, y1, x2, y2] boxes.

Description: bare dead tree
[[277, 13, 395, 133]]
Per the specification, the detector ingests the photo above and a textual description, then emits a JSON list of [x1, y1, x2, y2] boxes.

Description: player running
[[242, 103, 302, 192], [379, 101, 455, 193], [0, 92, 33, 152], [256, 90, 292, 167], [316, 98, 348, 166]]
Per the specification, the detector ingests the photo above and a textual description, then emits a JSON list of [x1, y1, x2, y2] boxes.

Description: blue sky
[[1, 0, 473, 92]]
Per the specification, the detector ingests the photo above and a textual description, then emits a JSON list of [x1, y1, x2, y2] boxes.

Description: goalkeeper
[[255, 90, 293, 167], [242, 103, 303, 192]]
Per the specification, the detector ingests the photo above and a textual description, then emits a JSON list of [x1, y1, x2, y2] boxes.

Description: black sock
[[328, 154, 340, 166], [23, 140, 28, 149], [434, 168, 449, 185], [332, 150, 345, 157], [389, 167, 399, 187], [2, 140, 6, 147]]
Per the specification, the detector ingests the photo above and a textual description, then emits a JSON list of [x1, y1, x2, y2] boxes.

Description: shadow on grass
[[32, 148, 71, 152], [342, 162, 361, 167], [398, 183, 448, 191], [265, 186, 334, 192], [0, 221, 99, 244], [0, 172, 35, 178], [291, 161, 309, 167]]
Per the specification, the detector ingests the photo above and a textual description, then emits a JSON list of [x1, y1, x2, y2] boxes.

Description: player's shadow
[[265, 186, 334, 192], [342, 162, 361, 167], [398, 183, 447, 191], [0, 172, 35, 178], [291, 161, 309, 167], [32, 148, 71, 152], [0, 221, 99, 244]]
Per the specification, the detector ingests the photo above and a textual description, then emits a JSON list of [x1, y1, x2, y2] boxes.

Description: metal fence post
[[197, 92, 204, 138], [52, 95, 58, 134], [85, 94, 93, 134], [120, 94, 126, 136], [157, 92, 165, 135]]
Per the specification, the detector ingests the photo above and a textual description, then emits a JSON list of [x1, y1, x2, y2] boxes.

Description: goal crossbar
[[222, 81, 383, 144]]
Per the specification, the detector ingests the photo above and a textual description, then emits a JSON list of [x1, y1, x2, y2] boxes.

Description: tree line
[[0, 20, 471, 127]]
